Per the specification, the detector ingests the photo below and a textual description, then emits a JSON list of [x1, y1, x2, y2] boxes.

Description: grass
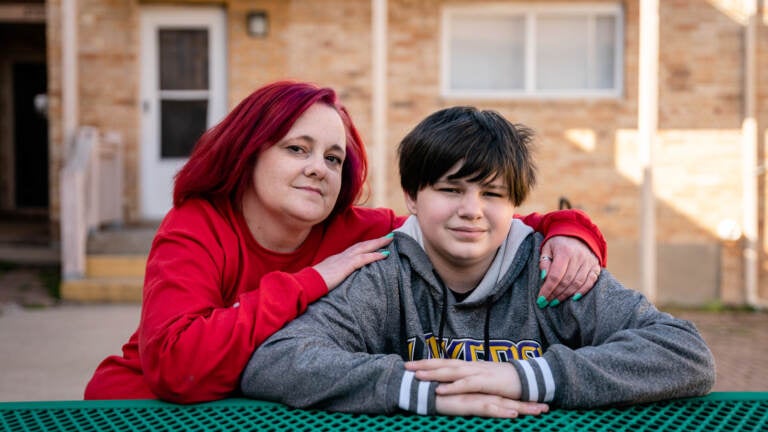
[[662, 301, 762, 314]]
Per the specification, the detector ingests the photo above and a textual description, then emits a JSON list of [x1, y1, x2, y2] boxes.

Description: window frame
[[441, 3, 624, 99]]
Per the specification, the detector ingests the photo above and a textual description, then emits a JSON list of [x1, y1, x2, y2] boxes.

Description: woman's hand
[[313, 234, 394, 291], [538, 236, 601, 306]]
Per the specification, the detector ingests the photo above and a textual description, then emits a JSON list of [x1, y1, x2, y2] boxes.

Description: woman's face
[[248, 103, 347, 229]]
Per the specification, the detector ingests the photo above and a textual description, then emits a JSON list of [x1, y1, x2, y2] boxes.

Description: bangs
[[445, 130, 515, 191]]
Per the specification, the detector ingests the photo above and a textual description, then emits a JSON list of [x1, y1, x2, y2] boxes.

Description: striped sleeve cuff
[[511, 357, 556, 403], [398, 371, 437, 415]]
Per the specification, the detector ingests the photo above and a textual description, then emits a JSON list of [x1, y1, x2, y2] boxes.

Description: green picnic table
[[1, 392, 766, 431]]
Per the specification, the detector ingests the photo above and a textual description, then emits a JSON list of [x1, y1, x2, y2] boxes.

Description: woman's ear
[[403, 191, 418, 215]]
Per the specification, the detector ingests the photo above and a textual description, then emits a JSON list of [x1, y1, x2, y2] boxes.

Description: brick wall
[[46, 0, 768, 305]]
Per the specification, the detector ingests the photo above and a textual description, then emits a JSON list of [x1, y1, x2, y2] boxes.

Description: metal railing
[[60, 126, 123, 280]]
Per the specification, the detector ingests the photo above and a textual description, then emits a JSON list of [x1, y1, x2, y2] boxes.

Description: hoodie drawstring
[[433, 270, 494, 362], [438, 284, 448, 358], [483, 305, 491, 361], [433, 270, 448, 358]]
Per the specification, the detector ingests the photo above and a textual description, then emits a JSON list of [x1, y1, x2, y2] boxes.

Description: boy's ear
[[403, 191, 418, 215]]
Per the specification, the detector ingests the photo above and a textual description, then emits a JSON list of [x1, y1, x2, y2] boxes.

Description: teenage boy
[[240, 106, 715, 418]]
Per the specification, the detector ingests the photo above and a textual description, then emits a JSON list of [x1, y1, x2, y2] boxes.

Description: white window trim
[[441, 3, 624, 100]]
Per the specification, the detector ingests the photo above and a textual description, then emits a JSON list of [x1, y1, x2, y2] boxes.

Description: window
[[442, 4, 623, 98], [158, 28, 210, 158]]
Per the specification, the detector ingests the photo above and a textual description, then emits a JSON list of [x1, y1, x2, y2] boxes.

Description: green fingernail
[[573, 293, 583, 301], [549, 298, 560, 307], [379, 250, 390, 257], [385, 232, 394, 238], [540, 269, 547, 280], [537, 295, 549, 309]]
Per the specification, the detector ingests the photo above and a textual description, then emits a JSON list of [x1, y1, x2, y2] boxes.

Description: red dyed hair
[[173, 81, 368, 217]]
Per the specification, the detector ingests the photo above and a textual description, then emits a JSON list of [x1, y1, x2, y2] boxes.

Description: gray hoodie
[[240, 217, 715, 414]]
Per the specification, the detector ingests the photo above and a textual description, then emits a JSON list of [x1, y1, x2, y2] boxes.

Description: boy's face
[[404, 162, 516, 280]]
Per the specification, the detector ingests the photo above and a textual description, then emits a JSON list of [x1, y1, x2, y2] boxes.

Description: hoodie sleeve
[[510, 271, 715, 409], [518, 209, 608, 267], [240, 257, 436, 414]]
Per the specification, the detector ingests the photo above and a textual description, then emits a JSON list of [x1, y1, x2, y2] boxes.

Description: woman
[[84, 81, 606, 403]]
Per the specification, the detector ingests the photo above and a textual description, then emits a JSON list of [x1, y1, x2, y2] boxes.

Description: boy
[[240, 106, 715, 418]]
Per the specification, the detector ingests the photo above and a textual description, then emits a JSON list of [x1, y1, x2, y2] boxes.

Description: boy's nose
[[457, 193, 483, 219]]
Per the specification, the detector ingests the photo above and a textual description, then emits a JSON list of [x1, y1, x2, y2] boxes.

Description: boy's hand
[[538, 236, 601, 305], [436, 393, 549, 418], [406, 359, 549, 418], [406, 359, 522, 399]]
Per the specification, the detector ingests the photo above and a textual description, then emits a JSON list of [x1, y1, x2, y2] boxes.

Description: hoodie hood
[[394, 215, 533, 305]]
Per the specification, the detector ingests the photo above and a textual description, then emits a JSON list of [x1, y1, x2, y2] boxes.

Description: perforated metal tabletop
[[1, 392, 766, 431]]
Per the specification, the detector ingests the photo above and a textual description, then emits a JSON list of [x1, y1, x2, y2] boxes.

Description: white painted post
[[638, 0, 659, 302], [743, 0, 763, 308], [371, 0, 388, 207]]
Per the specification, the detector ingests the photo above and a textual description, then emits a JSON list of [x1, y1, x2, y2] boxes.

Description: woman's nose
[[303, 154, 328, 178]]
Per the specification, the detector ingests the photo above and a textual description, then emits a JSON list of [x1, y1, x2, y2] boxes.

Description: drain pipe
[[60, 0, 79, 272], [742, 0, 766, 309], [638, 0, 659, 303], [371, 0, 388, 207], [62, 0, 78, 152]]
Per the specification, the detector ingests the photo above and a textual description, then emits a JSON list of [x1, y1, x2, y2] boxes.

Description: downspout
[[638, 0, 659, 303], [742, 0, 766, 308], [60, 0, 78, 275], [62, 0, 78, 152], [371, 0, 387, 207]]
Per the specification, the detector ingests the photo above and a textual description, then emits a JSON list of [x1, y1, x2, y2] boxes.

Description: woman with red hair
[[84, 81, 607, 403]]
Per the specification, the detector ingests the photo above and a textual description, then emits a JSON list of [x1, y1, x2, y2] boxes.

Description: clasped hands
[[404, 359, 549, 418]]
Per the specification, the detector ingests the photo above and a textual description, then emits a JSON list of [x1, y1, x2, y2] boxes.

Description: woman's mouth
[[297, 186, 323, 196]]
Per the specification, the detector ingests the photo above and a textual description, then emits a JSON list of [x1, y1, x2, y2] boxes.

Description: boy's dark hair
[[398, 106, 537, 206]]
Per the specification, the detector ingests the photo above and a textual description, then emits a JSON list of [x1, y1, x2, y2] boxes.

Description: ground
[[671, 308, 768, 392]]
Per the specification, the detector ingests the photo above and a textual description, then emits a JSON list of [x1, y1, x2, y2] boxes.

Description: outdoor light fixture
[[247, 11, 268, 37]]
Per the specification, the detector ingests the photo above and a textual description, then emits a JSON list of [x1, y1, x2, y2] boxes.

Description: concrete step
[[0, 244, 59, 265], [60, 276, 143, 302], [86, 255, 146, 278], [61, 255, 147, 303], [58, 224, 157, 303], [87, 225, 158, 255]]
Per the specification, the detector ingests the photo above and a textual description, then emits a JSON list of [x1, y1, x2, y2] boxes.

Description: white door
[[140, 6, 226, 219]]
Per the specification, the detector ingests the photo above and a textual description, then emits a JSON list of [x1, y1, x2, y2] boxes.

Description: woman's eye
[[287, 145, 306, 154], [326, 155, 343, 165]]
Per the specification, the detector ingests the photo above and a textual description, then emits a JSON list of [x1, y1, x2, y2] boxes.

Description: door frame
[[1, 53, 47, 213], [139, 5, 227, 219]]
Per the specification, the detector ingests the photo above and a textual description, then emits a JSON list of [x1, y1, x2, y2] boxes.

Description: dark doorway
[[13, 62, 48, 208]]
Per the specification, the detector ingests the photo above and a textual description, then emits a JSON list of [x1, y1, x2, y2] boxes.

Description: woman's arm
[[137, 203, 330, 403], [519, 209, 607, 267], [241, 258, 407, 414], [518, 209, 606, 303]]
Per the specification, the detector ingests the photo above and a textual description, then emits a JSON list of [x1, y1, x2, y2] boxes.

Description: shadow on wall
[[511, 1, 756, 307], [379, 0, 765, 307]]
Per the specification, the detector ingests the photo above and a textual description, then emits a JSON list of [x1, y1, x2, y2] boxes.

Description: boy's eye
[[483, 191, 504, 198], [437, 187, 460, 194]]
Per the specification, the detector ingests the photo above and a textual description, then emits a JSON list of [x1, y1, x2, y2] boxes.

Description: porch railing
[[60, 126, 124, 280]]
